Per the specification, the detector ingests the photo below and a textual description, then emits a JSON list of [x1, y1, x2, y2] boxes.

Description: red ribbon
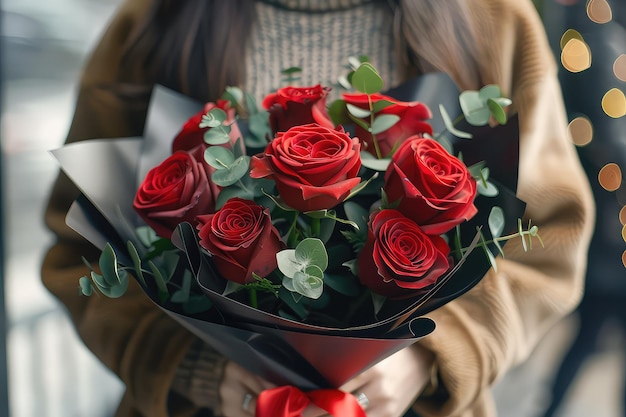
[[255, 386, 367, 417]]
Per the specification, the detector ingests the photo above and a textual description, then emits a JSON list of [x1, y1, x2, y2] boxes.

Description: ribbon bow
[[255, 386, 367, 417]]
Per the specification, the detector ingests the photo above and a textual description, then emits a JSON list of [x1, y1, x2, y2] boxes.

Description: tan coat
[[41, 0, 594, 416]]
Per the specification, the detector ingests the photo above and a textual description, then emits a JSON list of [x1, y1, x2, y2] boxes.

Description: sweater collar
[[258, 0, 377, 12]]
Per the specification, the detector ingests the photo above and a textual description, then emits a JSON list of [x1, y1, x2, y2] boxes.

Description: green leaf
[[372, 99, 396, 113], [99, 244, 124, 288], [282, 66, 302, 74], [223, 86, 244, 107], [348, 56, 362, 70], [171, 270, 193, 303], [487, 98, 509, 125], [284, 266, 324, 299], [371, 291, 387, 315], [351, 62, 384, 94], [488, 206, 505, 238], [328, 100, 350, 126], [182, 295, 213, 315], [359, 151, 391, 171], [343, 201, 369, 232], [370, 114, 400, 135], [245, 92, 259, 115], [439, 104, 473, 139], [324, 273, 360, 296], [295, 238, 328, 271], [203, 128, 231, 145], [79, 276, 93, 296], [477, 180, 499, 197], [211, 155, 251, 187], [276, 249, 300, 278], [247, 112, 272, 147], [346, 103, 371, 119], [478, 85, 502, 101], [127, 241, 147, 288], [200, 108, 227, 128], [148, 260, 169, 303], [459, 91, 491, 126], [205, 146, 234, 169]]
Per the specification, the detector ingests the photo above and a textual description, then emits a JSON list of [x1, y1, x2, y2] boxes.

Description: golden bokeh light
[[598, 163, 623, 191], [620, 205, 626, 226], [622, 250, 626, 268], [614, 54, 626, 82], [623, 224, 626, 243], [559, 28, 585, 50], [561, 38, 592, 73], [568, 116, 594, 146], [586, 0, 612, 24], [601, 88, 626, 118]]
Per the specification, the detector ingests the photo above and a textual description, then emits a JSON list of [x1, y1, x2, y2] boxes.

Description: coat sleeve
[[413, 1, 595, 416], [41, 1, 204, 416]]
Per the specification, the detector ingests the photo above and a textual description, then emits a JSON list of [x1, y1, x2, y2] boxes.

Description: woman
[[41, 0, 594, 416]]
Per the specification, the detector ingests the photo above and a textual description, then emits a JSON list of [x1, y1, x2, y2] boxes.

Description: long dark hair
[[120, 0, 486, 100], [121, 0, 256, 101]]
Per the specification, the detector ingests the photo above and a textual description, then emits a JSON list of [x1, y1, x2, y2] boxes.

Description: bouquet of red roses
[[52, 60, 536, 415]]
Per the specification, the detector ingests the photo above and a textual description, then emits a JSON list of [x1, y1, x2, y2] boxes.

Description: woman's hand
[[304, 345, 435, 417], [219, 361, 276, 417]]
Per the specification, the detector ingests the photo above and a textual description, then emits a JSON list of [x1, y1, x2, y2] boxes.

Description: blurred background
[[0, 0, 623, 416]]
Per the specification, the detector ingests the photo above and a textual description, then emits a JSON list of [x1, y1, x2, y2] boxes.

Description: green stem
[[311, 217, 321, 238], [287, 211, 300, 247], [249, 287, 258, 309], [368, 94, 383, 159]]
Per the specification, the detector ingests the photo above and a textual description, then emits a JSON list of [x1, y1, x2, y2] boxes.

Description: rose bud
[[196, 198, 284, 284], [250, 123, 362, 212], [384, 136, 477, 234], [134, 150, 218, 238], [342, 92, 433, 158], [358, 209, 450, 299], [263, 85, 334, 133]]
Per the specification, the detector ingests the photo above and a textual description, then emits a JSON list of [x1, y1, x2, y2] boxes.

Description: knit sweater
[[41, 0, 595, 416]]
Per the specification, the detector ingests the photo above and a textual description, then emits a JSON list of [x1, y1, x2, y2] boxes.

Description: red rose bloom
[[384, 137, 478, 234], [263, 85, 334, 133], [342, 92, 433, 158], [358, 209, 450, 299], [133, 150, 218, 238], [196, 198, 283, 284], [172, 100, 243, 153], [249, 123, 362, 212]]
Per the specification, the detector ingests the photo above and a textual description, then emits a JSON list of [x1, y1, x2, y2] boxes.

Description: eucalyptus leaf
[[477, 180, 499, 197], [324, 273, 360, 297], [488, 206, 505, 238], [346, 103, 371, 119], [211, 155, 250, 187], [248, 112, 272, 146], [223, 86, 244, 107], [370, 114, 400, 135], [204, 128, 232, 145], [171, 271, 192, 303], [478, 84, 502, 100], [486, 98, 507, 125], [148, 260, 169, 302], [127, 241, 147, 287], [459, 91, 491, 126], [294, 238, 328, 271], [343, 201, 369, 233], [182, 295, 213, 315], [328, 100, 350, 126], [276, 249, 300, 278], [372, 99, 396, 113], [359, 152, 391, 171], [439, 104, 473, 139], [79, 276, 93, 296], [204, 146, 235, 169], [351, 62, 384, 94], [348, 56, 362, 70], [99, 244, 123, 288]]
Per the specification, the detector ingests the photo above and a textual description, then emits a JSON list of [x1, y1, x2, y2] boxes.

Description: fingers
[[219, 361, 275, 417]]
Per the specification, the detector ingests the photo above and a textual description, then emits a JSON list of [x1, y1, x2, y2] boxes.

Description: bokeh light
[[613, 54, 626, 82], [598, 163, 623, 191], [586, 0, 613, 24], [601, 88, 626, 118], [559, 28, 585, 50], [568, 116, 594, 146], [620, 205, 626, 226], [622, 250, 626, 268], [561, 38, 592, 72]]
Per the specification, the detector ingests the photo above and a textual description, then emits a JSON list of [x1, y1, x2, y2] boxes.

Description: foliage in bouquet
[[79, 59, 542, 328]]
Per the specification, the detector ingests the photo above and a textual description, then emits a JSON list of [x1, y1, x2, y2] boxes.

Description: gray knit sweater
[[245, 0, 402, 101]]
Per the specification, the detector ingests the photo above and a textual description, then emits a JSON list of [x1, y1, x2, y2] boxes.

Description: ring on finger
[[242, 393, 254, 411], [355, 392, 369, 409]]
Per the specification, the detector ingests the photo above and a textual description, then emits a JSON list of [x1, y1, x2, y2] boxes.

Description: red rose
[[134, 150, 218, 238], [172, 100, 243, 153], [384, 137, 477, 234], [263, 85, 334, 133], [342, 92, 433, 158], [249, 123, 362, 212], [358, 209, 450, 298], [196, 198, 283, 284]]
